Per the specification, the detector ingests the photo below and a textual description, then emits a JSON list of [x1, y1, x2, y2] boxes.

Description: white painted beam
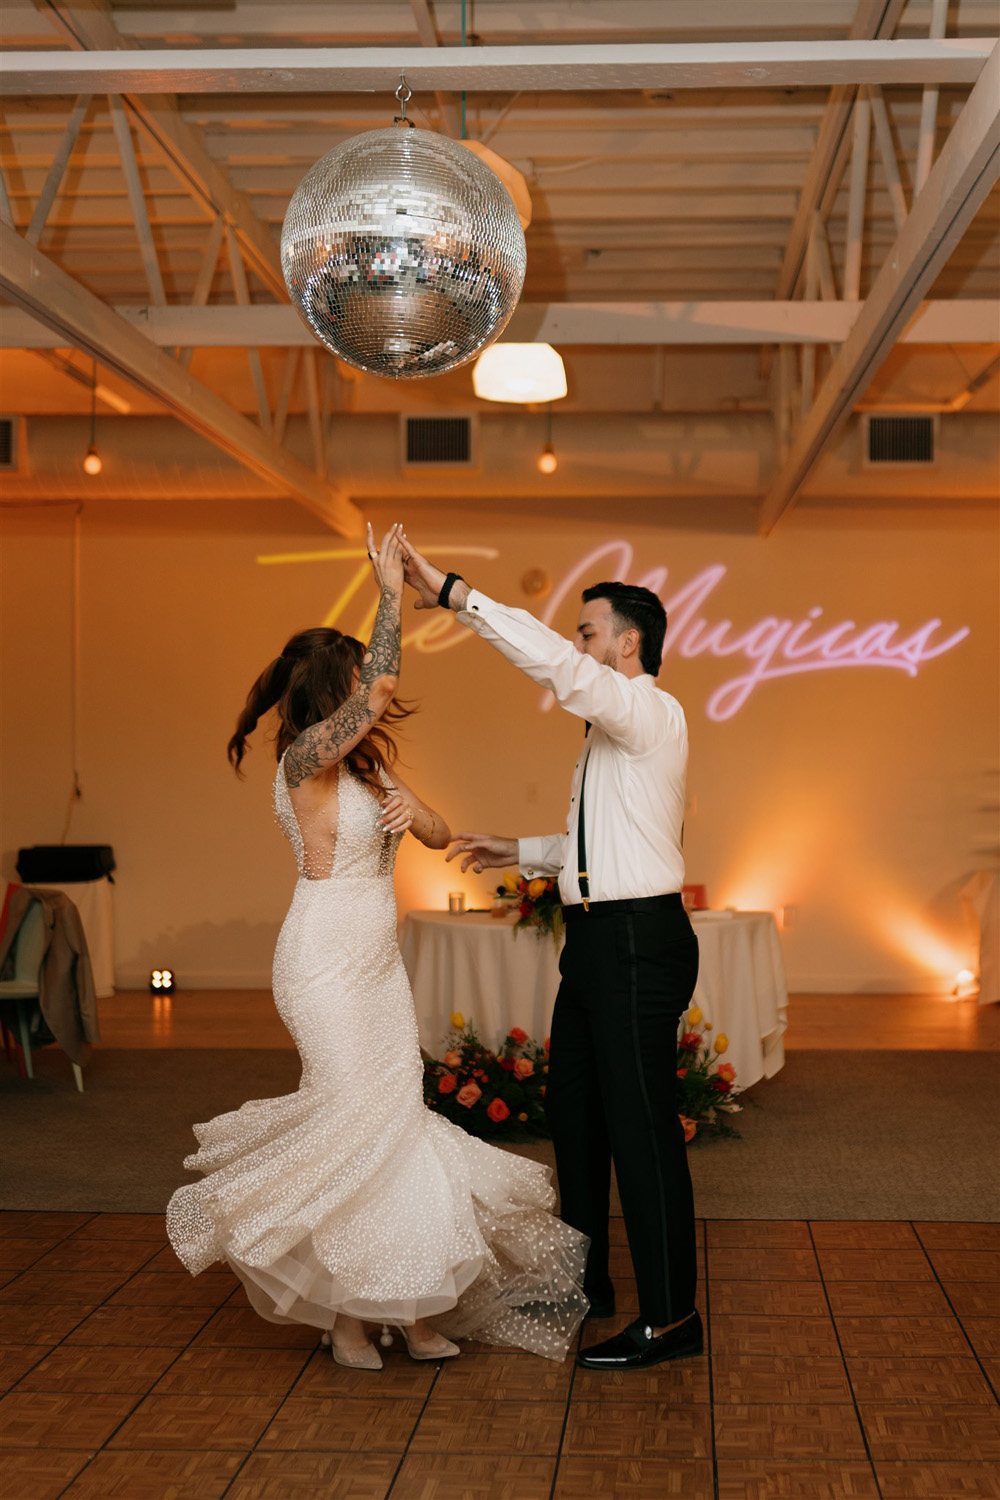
[[2, 41, 993, 97], [25, 93, 91, 246], [773, 0, 908, 302], [3, 300, 995, 349], [758, 41, 1000, 537], [29, 0, 287, 300], [0, 225, 360, 535]]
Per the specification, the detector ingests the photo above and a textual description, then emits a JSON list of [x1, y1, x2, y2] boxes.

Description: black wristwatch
[[437, 572, 465, 609]]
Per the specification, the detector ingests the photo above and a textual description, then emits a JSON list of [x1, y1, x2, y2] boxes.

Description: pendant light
[[82, 359, 102, 475]]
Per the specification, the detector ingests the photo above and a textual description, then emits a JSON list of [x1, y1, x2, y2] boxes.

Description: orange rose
[[716, 1063, 736, 1082], [509, 1027, 528, 1046], [456, 1083, 482, 1109], [527, 878, 547, 898], [513, 1058, 534, 1080], [444, 1051, 462, 1069], [486, 1098, 510, 1122], [437, 1073, 457, 1094], [679, 1115, 697, 1143]]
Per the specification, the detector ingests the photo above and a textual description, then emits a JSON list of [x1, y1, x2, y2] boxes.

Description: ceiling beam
[[3, 300, 995, 350], [0, 223, 361, 535], [773, 0, 908, 303], [2, 40, 993, 97], [757, 40, 1000, 536], [29, 0, 286, 300]]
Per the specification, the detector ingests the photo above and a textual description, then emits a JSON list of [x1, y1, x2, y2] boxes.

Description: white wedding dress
[[166, 756, 588, 1359]]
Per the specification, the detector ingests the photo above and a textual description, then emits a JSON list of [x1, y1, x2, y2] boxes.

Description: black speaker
[[16, 845, 116, 883]]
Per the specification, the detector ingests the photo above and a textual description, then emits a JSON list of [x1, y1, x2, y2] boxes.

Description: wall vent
[[401, 414, 477, 468], [864, 414, 936, 466], [0, 415, 26, 474]]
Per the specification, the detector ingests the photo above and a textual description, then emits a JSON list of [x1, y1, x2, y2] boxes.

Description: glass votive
[[491, 895, 509, 919], [448, 892, 466, 914]]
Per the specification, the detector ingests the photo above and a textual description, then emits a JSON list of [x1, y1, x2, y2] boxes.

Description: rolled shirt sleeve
[[457, 590, 668, 753]]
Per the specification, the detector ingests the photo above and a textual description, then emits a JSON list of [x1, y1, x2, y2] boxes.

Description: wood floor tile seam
[[376, 1359, 447, 1500], [541, 1309, 582, 1500], [912, 1218, 1000, 1410], [806, 1221, 888, 1500], [701, 1219, 722, 1500]]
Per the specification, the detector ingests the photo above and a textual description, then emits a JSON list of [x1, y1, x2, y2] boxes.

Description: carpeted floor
[[2, 1048, 997, 1221]]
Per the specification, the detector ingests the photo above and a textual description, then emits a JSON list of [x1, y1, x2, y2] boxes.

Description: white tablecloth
[[399, 907, 787, 1089], [34, 877, 115, 999]]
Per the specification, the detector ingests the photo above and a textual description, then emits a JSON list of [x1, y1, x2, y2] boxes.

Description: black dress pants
[[544, 895, 700, 1327]]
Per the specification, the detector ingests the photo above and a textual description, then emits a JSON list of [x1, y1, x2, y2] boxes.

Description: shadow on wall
[[119, 917, 281, 990]]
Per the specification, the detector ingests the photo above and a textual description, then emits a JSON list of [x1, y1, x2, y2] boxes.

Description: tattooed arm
[[283, 526, 406, 789]]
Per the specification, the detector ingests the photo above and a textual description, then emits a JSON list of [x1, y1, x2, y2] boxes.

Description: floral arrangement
[[496, 869, 564, 946], [423, 1013, 550, 1138], [423, 1006, 743, 1145], [674, 1006, 743, 1140]]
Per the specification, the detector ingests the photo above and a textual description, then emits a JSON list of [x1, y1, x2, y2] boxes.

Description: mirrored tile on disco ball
[[281, 127, 527, 379]]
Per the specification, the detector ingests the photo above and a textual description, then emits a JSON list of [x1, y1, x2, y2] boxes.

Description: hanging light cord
[[88, 357, 97, 451], [461, 0, 467, 140]]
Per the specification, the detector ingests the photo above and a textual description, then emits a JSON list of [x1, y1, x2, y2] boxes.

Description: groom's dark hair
[[581, 582, 667, 676]]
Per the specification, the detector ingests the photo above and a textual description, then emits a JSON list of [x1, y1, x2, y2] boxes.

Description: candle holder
[[448, 892, 466, 915]]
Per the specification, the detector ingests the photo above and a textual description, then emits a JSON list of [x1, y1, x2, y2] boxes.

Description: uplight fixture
[[150, 968, 175, 995], [953, 968, 978, 999], [473, 343, 567, 404]]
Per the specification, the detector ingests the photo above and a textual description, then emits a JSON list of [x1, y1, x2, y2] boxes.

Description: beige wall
[[1, 498, 996, 995]]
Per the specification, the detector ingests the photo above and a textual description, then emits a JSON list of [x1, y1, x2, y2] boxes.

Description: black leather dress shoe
[[576, 1310, 703, 1369], [583, 1283, 616, 1319]]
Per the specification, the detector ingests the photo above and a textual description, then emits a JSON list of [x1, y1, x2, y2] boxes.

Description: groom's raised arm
[[457, 590, 666, 750]]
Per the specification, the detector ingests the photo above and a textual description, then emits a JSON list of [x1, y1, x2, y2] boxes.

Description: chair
[[0, 899, 84, 1092]]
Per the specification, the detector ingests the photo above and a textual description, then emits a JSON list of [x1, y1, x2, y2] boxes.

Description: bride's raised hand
[[367, 522, 406, 594]]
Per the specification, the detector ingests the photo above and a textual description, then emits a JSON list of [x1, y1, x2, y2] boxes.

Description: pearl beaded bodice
[[274, 757, 401, 882]]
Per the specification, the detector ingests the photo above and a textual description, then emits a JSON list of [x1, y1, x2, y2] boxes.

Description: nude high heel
[[399, 1327, 460, 1361], [320, 1329, 383, 1371]]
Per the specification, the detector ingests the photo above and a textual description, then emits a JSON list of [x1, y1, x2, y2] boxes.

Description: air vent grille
[[866, 414, 936, 465], [402, 415, 476, 467]]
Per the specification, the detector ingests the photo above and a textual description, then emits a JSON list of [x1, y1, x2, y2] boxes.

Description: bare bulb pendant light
[[82, 358, 102, 475], [537, 405, 558, 474], [280, 78, 527, 380]]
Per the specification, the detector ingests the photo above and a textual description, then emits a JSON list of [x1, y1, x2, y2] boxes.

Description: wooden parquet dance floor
[[2, 1213, 998, 1500]]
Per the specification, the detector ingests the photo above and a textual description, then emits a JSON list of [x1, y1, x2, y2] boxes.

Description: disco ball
[[280, 126, 527, 379]]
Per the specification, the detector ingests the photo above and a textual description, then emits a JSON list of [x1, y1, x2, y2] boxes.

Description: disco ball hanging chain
[[280, 76, 527, 380]]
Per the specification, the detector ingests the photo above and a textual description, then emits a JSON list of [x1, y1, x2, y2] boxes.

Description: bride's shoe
[[399, 1326, 460, 1362], [320, 1329, 383, 1371]]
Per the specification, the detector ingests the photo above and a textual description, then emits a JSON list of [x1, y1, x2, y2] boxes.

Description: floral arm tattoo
[[283, 584, 401, 789]]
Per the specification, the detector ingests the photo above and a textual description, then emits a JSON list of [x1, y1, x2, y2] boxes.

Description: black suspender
[[577, 741, 592, 912]]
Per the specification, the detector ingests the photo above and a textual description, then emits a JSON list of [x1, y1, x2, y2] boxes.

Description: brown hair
[[227, 626, 411, 796]]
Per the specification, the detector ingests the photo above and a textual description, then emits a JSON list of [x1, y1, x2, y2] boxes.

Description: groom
[[400, 537, 702, 1370]]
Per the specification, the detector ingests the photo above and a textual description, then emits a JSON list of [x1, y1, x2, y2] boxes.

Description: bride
[[167, 524, 587, 1369]]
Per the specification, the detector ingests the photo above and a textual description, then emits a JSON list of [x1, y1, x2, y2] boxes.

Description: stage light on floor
[[150, 968, 175, 994], [953, 968, 978, 999]]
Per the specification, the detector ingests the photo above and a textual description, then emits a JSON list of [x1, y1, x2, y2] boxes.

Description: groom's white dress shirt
[[457, 590, 688, 906]]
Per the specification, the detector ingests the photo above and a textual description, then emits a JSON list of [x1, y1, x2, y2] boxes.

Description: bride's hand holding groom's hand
[[366, 522, 407, 594], [446, 834, 519, 874], [398, 534, 471, 613]]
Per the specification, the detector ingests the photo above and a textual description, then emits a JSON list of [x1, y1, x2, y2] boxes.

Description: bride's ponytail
[[227, 654, 292, 775]]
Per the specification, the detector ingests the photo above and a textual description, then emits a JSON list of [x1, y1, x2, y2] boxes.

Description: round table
[[398, 907, 787, 1089]]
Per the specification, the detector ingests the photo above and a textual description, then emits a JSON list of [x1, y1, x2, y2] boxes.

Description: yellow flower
[[527, 877, 547, 899], [687, 1006, 702, 1026], [449, 1012, 465, 1030], [503, 870, 520, 893], [518, 1112, 528, 1123], [714, 1032, 729, 1054], [703, 1021, 713, 1031]]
